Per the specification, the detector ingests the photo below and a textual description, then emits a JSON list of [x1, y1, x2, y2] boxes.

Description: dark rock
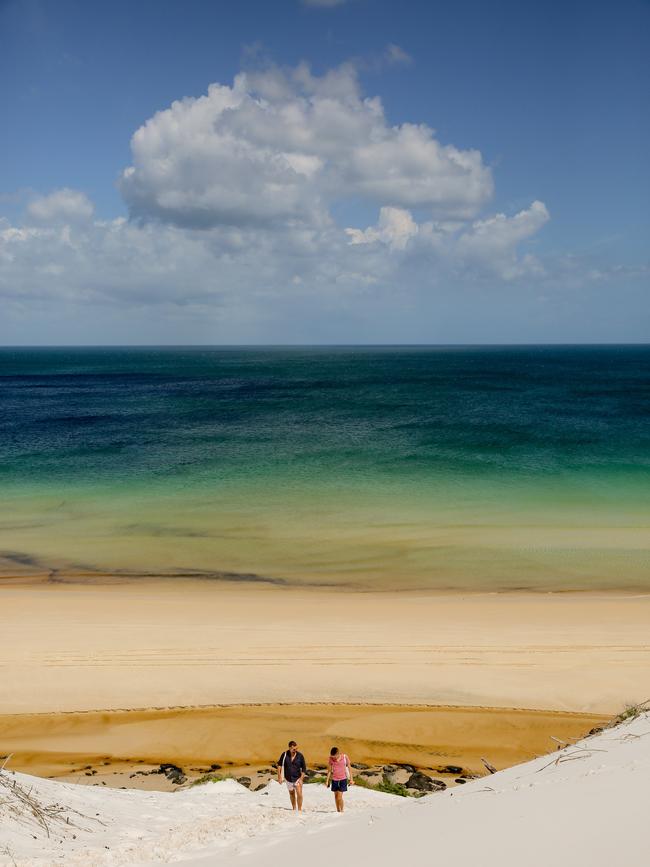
[[589, 726, 604, 736], [210, 764, 222, 770], [396, 764, 415, 773], [406, 772, 438, 792], [382, 765, 397, 774], [431, 780, 447, 789], [159, 763, 186, 785], [442, 765, 463, 775], [455, 778, 467, 784], [237, 776, 252, 788], [351, 763, 370, 770], [252, 782, 267, 791], [170, 773, 187, 785]]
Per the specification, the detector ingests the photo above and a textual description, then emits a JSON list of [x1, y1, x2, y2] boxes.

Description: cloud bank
[[3, 61, 638, 344]]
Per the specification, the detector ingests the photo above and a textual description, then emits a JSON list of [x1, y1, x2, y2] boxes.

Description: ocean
[[1, 345, 648, 590]]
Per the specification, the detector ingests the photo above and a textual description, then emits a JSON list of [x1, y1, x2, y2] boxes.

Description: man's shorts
[[285, 779, 303, 791], [331, 779, 348, 792]]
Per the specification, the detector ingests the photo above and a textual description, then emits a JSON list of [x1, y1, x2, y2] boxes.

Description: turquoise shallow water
[[1, 346, 649, 589]]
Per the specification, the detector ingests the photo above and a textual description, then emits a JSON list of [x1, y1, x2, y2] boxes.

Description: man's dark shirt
[[278, 750, 307, 782]]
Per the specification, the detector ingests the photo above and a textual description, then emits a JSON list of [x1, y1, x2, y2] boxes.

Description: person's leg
[[289, 787, 297, 810], [296, 782, 303, 811], [335, 791, 342, 812]]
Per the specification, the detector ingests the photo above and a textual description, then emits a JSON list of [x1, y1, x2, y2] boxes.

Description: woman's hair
[[330, 746, 339, 757]]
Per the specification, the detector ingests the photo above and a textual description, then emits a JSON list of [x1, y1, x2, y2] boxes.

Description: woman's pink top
[[329, 754, 349, 781]]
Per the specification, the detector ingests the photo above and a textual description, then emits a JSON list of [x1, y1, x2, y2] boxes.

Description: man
[[277, 740, 307, 811]]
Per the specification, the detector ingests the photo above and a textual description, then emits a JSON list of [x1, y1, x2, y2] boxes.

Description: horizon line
[[1, 342, 648, 350]]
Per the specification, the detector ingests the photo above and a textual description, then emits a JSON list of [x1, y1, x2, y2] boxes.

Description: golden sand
[[0, 703, 608, 787]]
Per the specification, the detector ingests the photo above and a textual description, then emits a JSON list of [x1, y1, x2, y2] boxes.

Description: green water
[[1, 346, 648, 589]]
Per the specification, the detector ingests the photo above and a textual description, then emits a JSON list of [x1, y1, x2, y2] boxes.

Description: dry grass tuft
[[610, 699, 650, 727], [0, 755, 104, 840]]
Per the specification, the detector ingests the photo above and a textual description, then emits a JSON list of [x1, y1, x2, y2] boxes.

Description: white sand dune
[[0, 772, 399, 866], [1, 713, 648, 867]]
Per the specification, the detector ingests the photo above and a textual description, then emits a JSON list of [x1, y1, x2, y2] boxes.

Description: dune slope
[[0, 713, 648, 866]]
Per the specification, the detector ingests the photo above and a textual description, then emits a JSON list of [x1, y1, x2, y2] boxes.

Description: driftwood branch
[[550, 735, 580, 748], [480, 757, 497, 775], [535, 745, 606, 774]]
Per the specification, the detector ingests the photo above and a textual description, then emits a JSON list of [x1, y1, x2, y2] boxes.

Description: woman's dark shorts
[[331, 779, 348, 792]]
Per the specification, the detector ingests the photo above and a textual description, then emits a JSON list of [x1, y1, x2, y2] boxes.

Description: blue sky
[[1, 0, 648, 344]]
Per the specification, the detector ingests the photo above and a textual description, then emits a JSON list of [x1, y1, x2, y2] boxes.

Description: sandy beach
[[3, 579, 649, 714], [1, 578, 647, 789]]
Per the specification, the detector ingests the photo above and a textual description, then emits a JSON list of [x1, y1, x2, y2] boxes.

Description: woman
[[326, 746, 354, 812]]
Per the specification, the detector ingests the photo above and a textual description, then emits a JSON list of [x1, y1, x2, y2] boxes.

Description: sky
[[0, 0, 648, 345]]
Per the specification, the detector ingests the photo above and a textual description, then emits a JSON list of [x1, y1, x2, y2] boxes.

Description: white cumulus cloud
[[458, 200, 550, 254], [119, 63, 493, 230], [27, 188, 94, 223], [346, 200, 550, 280], [455, 200, 550, 279], [385, 44, 413, 66], [347, 206, 418, 250]]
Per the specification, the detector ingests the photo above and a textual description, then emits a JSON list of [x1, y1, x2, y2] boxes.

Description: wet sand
[[0, 703, 608, 790]]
